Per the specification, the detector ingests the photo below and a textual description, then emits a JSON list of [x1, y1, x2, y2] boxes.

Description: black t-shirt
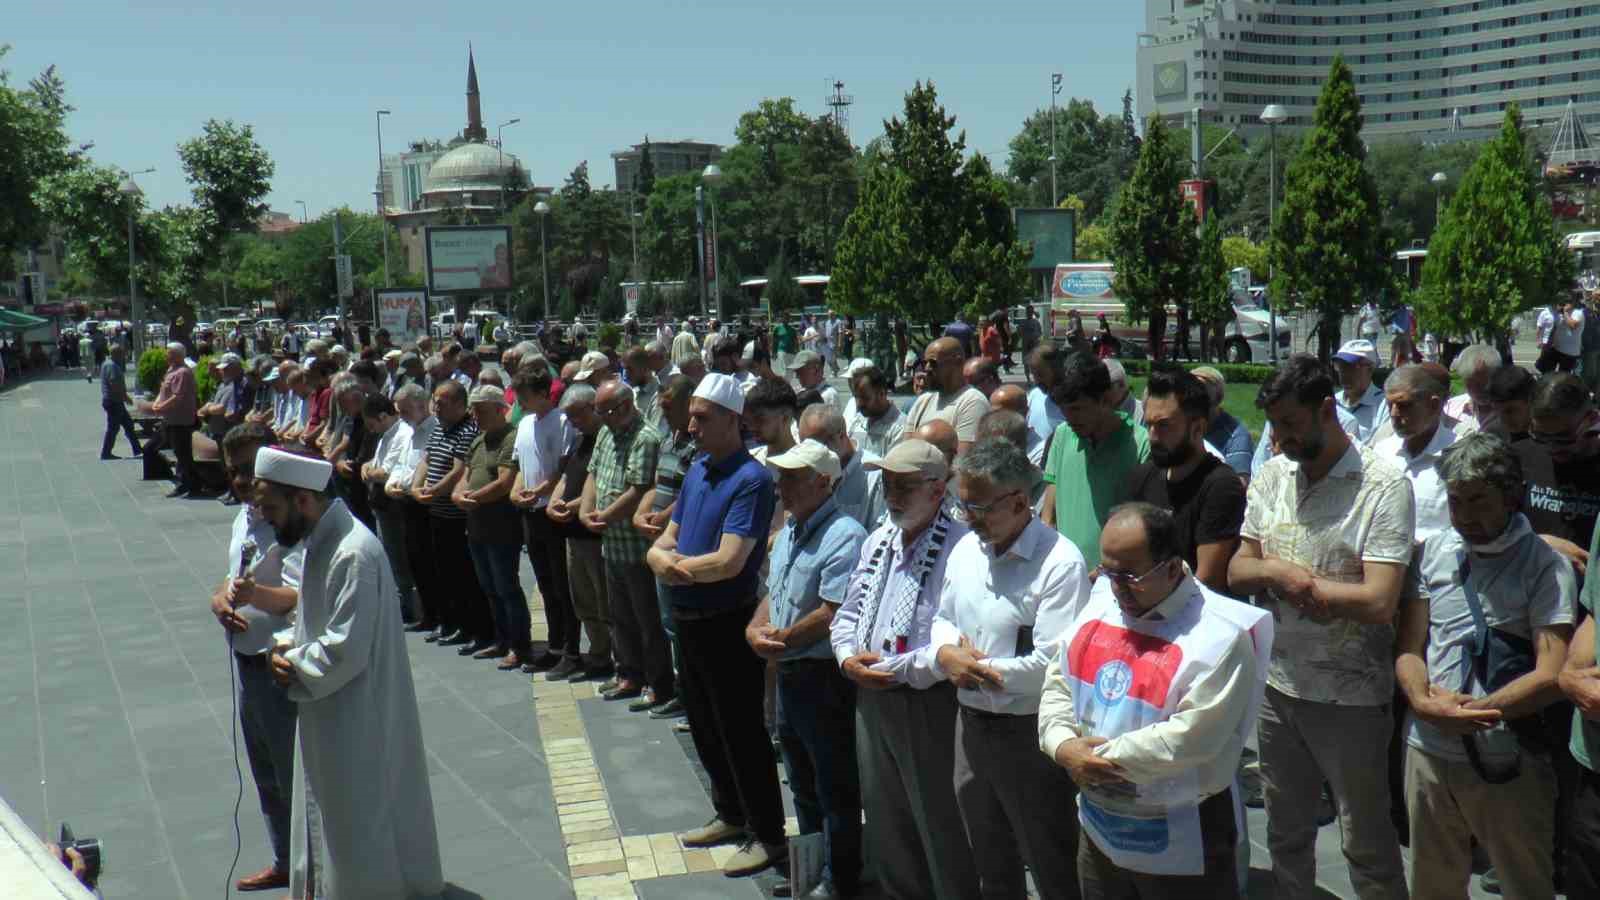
[[557, 432, 600, 541], [1515, 438, 1600, 546], [1125, 455, 1247, 572]]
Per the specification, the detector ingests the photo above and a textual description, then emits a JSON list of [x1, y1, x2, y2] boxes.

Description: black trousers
[[402, 501, 437, 626], [523, 509, 578, 656], [101, 399, 140, 457], [673, 603, 786, 845], [1570, 764, 1600, 896], [427, 514, 492, 641], [164, 423, 196, 492]]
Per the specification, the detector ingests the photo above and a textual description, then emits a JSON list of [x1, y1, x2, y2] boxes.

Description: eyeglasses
[[1096, 559, 1175, 587], [596, 402, 626, 416], [952, 490, 1020, 521]]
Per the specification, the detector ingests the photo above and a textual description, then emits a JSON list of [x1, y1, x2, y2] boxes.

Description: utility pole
[[1050, 73, 1063, 207], [376, 109, 392, 287]]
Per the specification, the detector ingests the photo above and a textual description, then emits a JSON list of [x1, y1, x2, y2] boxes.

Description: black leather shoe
[[544, 657, 581, 680], [648, 697, 686, 719], [165, 487, 190, 498], [405, 620, 436, 633], [569, 663, 614, 683], [438, 631, 471, 646], [603, 683, 643, 702], [459, 639, 493, 656], [100, 453, 121, 460], [423, 627, 445, 643], [522, 651, 562, 672]]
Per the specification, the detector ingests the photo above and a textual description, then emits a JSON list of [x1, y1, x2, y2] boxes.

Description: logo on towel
[[1094, 660, 1133, 704]]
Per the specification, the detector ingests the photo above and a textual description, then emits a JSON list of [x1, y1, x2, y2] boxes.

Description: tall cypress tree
[[1416, 104, 1571, 347], [1192, 212, 1233, 361], [636, 136, 656, 198], [1105, 114, 1197, 358], [1271, 55, 1391, 360]]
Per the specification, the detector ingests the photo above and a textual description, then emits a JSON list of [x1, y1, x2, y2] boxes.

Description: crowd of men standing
[[94, 311, 1600, 899]]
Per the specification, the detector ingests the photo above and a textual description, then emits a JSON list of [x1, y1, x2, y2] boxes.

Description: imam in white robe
[[282, 499, 443, 899]]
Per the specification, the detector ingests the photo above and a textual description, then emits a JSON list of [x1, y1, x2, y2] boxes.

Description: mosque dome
[[423, 142, 522, 198]]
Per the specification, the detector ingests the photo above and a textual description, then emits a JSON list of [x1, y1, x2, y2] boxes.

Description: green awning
[[0, 309, 50, 330]]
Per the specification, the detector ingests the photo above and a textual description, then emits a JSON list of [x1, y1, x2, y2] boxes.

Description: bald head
[[915, 420, 959, 466], [595, 378, 635, 412], [923, 337, 966, 393], [989, 383, 1027, 415]]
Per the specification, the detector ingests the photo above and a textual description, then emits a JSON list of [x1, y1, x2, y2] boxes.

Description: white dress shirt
[[832, 516, 971, 689], [387, 415, 437, 491], [930, 517, 1090, 715], [1373, 420, 1458, 545], [369, 418, 411, 485], [227, 506, 305, 656]]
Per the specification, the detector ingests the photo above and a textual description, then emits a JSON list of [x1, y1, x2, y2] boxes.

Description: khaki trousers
[[1404, 745, 1556, 900]]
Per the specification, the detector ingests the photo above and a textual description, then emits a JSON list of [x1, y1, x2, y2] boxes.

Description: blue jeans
[[468, 541, 531, 655], [776, 658, 862, 891]]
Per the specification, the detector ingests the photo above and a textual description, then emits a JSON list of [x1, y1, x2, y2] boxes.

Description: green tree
[[636, 136, 656, 198], [1270, 55, 1392, 360], [1221, 236, 1268, 280], [1192, 214, 1233, 360], [34, 163, 167, 302], [1105, 115, 1197, 357], [762, 250, 806, 318], [0, 48, 75, 255], [828, 81, 1028, 327], [1075, 220, 1112, 261], [1365, 137, 1485, 248], [176, 119, 275, 254], [1415, 104, 1571, 348]]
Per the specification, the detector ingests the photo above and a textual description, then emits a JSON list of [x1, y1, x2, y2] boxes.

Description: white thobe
[[283, 500, 442, 899]]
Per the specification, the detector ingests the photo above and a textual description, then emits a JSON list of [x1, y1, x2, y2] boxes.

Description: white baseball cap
[[764, 438, 841, 483], [572, 350, 611, 382], [1334, 339, 1379, 366]]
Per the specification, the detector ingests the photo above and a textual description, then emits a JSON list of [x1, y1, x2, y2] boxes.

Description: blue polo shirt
[[766, 496, 866, 661], [670, 447, 775, 612]]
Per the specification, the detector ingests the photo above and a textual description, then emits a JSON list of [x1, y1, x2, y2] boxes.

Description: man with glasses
[[1041, 502, 1271, 898], [930, 438, 1090, 899], [1040, 351, 1150, 568], [1228, 354, 1414, 900], [904, 337, 991, 456], [1516, 374, 1600, 571], [581, 380, 672, 710], [830, 439, 980, 900], [1396, 432, 1574, 899]]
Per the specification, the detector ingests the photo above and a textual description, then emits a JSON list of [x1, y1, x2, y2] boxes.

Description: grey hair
[[1451, 344, 1502, 377], [512, 340, 540, 358], [1106, 502, 1184, 565], [305, 339, 329, 356], [953, 437, 1037, 495], [561, 383, 597, 410], [976, 409, 1029, 450], [798, 403, 847, 440], [393, 383, 428, 410], [521, 353, 550, 373], [1103, 358, 1128, 387], [1384, 364, 1448, 400], [166, 341, 186, 353], [1437, 431, 1523, 499], [250, 354, 274, 376], [329, 372, 362, 407], [477, 370, 504, 388]]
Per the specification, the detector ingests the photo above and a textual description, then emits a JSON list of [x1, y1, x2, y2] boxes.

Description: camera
[[58, 822, 104, 888]]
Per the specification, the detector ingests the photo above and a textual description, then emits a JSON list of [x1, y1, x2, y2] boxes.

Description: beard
[[1281, 427, 1326, 463], [273, 507, 311, 546], [1150, 440, 1194, 468]]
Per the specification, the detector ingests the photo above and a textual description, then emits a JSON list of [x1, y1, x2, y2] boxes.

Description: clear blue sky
[[13, 1, 1142, 216]]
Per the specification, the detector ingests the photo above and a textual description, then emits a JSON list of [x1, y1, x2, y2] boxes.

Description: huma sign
[[424, 225, 514, 295], [373, 288, 430, 344]]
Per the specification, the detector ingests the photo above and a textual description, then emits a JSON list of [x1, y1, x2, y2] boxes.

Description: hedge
[[1116, 359, 1277, 384], [136, 348, 168, 395]]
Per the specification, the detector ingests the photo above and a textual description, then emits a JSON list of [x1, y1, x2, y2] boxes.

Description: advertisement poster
[[373, 288, 430, 344], [424, 225, 514, 295]]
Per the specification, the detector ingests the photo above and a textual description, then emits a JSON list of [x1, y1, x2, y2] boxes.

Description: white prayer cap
[[692, 373, 745, 415], [255, 446, 332, 492], [846, 357, 875, 377], [765, 438, 840, 483]]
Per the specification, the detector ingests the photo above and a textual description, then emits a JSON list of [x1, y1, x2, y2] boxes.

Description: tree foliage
[[1415, 104, 1572, 342], [636, 136, 656, 198], [828, 82, 1029, 325], [1004, 98, 1131, 220], [1192, 213, 1233, 360], [1270, 55, 1392, 360], [1105, 115, 1197, 354], [0, 47, 75, 255], [176, 119, 275, 258]]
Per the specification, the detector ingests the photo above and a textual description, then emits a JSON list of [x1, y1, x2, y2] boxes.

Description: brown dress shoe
[[235, 864, 289, 891]]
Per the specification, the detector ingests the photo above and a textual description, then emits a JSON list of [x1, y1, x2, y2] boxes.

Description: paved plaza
[[0, 372, 1503, 899]]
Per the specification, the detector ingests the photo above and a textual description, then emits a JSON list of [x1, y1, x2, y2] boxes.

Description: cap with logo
[[1334, 339, 1379, 366]]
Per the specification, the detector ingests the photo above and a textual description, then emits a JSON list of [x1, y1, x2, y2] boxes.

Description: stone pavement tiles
[[0, 374, 1508, 898]]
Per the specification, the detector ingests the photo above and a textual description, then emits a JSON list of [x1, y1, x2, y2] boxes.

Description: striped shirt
[[423, 415, 479, 519], [650, 430, 698, 514]]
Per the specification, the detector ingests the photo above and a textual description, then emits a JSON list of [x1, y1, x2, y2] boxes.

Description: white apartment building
[[1137, 0, 1600, 136]]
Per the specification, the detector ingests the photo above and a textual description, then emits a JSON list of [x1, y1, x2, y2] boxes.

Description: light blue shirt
[[1339, 382, 1391, 445], [1206, 410, 1254, 476], [1026, 386, 1065, 466], [767, 496, 867, 661], [832, 451, 884, 530]]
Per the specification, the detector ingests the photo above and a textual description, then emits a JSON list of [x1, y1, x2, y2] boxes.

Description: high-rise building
[[1137, 0, 1600, 136], [612, 140, 723, 195]]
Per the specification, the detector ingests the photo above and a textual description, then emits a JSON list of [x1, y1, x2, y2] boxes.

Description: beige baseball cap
[[764, 438, 841, 482], [863, 438, 948, 481]]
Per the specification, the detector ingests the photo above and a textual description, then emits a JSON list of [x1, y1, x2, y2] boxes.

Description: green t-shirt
[[774, 323, 797, 354], [1573, 525, 1600, 772], [1042, 412, 1150, 567]]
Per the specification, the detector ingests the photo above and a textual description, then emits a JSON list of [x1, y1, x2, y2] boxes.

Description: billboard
[[1014, 208, 1076, 271], [424, 225, 514, 295], [373, 288, 430, 344], [1153, 61, 1187, 101]]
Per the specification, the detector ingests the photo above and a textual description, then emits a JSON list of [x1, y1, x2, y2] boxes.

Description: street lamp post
[[534, 200, 551, 322], [1260, 103, 1288, 364], [119, 168, 154, 354], [497, 118, 521, 212], [1430, 171, 1448, 231], [1050, 73, 1063, 207], [630, 210, 642, 282], [701, 164, 723, 320], [376, 109, 392, 287], [295, 200, 308, 224]]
